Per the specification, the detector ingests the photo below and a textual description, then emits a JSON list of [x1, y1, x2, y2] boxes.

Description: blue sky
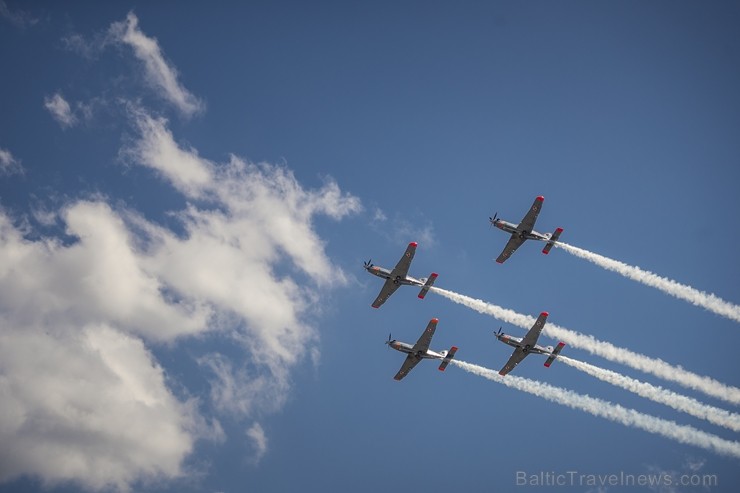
[[1, 1, 739, 492]]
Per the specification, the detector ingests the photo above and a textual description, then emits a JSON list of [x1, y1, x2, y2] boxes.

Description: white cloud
[[125, 108, 212, 196], [246, 423, 268, 464], [0, 202, 211, 342], [44, 93, 77, 128], [0, 108, 360, 489], [0, 205, 214, 490], [370, 210, 435, 248], [0, 323, 199, 491], [109, 13, 204, 117], [197, 354, 286, 418], [0, 147, 23, 176], [62, 33, 102, 59], [0, 0, 38, 28], [30, 205, 58, 227], [124, 108, 360, 412], [371, 207, 387, 223]]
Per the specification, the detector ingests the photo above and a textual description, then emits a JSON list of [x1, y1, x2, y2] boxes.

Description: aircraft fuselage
[[496, 333, 553, 356], [366, 265, 425, 287], [492, 219, 549, 242], [388, 340, 447, 360]]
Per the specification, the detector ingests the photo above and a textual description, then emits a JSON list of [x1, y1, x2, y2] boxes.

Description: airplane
[[495, 311, 565, 376], [386, 318, 458, 381], [364, 242, 438, 308], [489, 195, 564, 264]]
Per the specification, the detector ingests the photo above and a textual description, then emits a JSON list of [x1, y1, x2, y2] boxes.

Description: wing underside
[[521, 312, 548, 348], [390, 242, 417, 279], [496, 235, 525, 263], [499, 347, 527, 376], [394, 354, 421, 380], [371, 279, 401, 308], [411, 318, 438, 353], [519, 196, 543, 233]]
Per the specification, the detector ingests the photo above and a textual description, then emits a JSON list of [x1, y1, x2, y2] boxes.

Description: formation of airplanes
[[366, 195, 567, 381]]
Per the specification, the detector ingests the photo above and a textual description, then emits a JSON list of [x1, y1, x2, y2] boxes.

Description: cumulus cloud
[[0, 322, 200, 491], [44, 93, 78, 128], [0, 202, 211, 342], [108, 13, 204, 117], [0, 147, 23, 176], [0, 203, 217, 489], [0, 107, 360, 489], [123, 107, 361, 411]]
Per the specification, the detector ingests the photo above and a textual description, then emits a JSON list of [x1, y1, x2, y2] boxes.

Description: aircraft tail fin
[[438, 346, 458, 371], [544, 342, 565, 367], [418, 273, 438, 299], [542, 227, 564, 254]]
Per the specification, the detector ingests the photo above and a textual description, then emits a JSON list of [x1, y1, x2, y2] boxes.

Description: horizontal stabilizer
[[544, 342, 566, 367], [438, 346, 458, 371], [542, 227, 564, 255], [418, 273, 439, 299]]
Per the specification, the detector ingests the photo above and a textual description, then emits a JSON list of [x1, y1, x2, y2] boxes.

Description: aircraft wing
[[521, 312, 548, 348], [394, 354, 422, 381], [519, 196, 544, 233], [496, 234, 525, 263], [411, 318, 438, 354], [371, 279, 401, 308], [499, 347, 527, 376], [390, 242, 417, 279]]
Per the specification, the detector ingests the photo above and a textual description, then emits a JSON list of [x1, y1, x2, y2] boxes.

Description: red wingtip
[[372, 305, 379, 309], [542, 249, 549, 255], [430, 273, 438, 278], [536, 195, 544, 201], [541, 311, 549, 317], [409, 242, 418, 247], [556, 227, 563, 233], [431, 318, 439, 323], [451, 346, 458, 351], [496, 259, 504, 264], [544, 362, 551, 367]]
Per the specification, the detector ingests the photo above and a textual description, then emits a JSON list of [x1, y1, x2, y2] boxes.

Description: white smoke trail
[[452, 360, 740, 459], [556, 242, 740, 323], [559, 356, 740, 432], [430, 286, 740, 406]]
